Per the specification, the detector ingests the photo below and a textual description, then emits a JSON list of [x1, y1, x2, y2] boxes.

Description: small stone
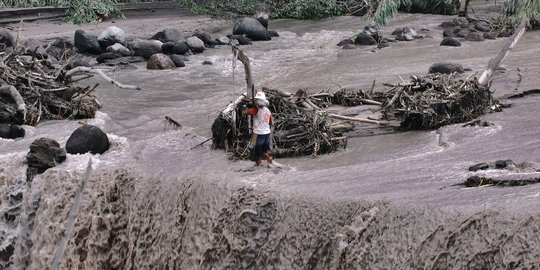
[[202, 60, 213, 65], [495, 159, 515, 169], [440, 37, 461, 47]]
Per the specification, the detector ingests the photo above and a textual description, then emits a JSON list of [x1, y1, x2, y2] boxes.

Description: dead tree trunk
[[478, 19, 527, 86], [459, 0, 471, 17]]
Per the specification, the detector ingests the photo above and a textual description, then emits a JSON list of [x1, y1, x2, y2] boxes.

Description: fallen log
[[66, 67, 141, 90], [328, 113, 387, 125]]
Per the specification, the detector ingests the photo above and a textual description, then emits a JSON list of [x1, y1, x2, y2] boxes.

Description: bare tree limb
[[65, 67, 141, 90], [328, 113, 387, 125]]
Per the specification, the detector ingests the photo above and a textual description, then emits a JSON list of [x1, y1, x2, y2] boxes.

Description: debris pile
[[0, 41, 100, 125], [212, 88, 347, 158], [377, 74, 494, 130]]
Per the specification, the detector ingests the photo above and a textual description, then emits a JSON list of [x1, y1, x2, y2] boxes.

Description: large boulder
[[161, 41, 176, 54], [129, 39, 162, 59], [151, 28, 186, 43], [186, 36, 205, 53], [440, 37, 461, 47], [0, 28, 14, 47], [193, 32, 216, 47], [172, 42, 190, 55], [354, 32, 377, 45], [254, 12, 269, 29], [147, 53, 175, 70], [169, 54, 186, 67], [98, 26, 126, 48], [442, 29, 457, 37], [233, 17, 271, 41], [66, 125, 109, 155], [0, 124, 25, 139], [74, 29, 102, 54], [474, 21, 491, 32], [26, 137, 66, 181], [428, 62, 464, 74], [106, 43, 132, 56]]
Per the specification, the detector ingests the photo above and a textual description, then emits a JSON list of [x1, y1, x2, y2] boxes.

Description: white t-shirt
[[253, 106, 272, 135]]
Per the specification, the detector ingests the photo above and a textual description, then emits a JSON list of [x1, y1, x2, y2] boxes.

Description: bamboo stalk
[[478, 19, 527, 86]]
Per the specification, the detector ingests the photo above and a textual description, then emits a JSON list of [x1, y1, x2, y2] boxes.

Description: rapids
[[1, 6, 540, 269]]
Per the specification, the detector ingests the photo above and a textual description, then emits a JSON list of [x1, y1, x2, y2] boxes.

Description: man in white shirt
[[244, 91, 273, 167]]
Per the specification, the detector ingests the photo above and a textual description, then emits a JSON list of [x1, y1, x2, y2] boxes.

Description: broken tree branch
[[0, 84, 26, 121], [65, 67, 141, 90]]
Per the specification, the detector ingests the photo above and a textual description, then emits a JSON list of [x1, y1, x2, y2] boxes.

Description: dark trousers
[[253, 133, 271, 161]]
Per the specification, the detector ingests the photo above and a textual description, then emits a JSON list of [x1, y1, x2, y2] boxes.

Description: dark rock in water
[[108, 63, 137, 70], [474, 21, 491, 32], [268, 30, 279, 37], [0, 243, 14, 263], [169, 54, 186, 67], [0, 28, 14, 47], [46, 38, 74, 60], [186, 36, 205, 53], [0, 124, 25, 139], [469, 162, 489, 171], [202, 60, 213, 65], [465, 32, 485, 42], [161, 41, 175, 54], [495, 159, 515, 169], [465, 176, 492, 187], [172, 42, 190, 55], [254, 12, 269, 29], [129, 39, 162, 59], [98, 26, 126, 48], [440, 37, 461, 47], [391, 28, 403, 35], [337, 39, 353, 46], [342, 44, 357, 50], [74, 29, 102, 54], [228, 35, 252, 45], [66, 125, 109, 155], [354, 32, 377, 45], [104, 56, 146, 67], [455, 28, 470, 38], [233, 17, 271, 41], [147, 53, 175, 70], [26, 137, 66, 181], [443, 29, 457, 37], [483, 32, 497, 40], [193, 32, 217, 47], [151, 28, 186, 43], [96, 52, 121, 63], [395, 27, 417, 41], [428, 62, 464, 74], [452, 17, 469, 27]]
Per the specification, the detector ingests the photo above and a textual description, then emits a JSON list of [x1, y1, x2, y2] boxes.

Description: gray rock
[[354, 32, 377, 45], [337, 38, 353, 46], [474, 21, 491, 32], [495, 159, 515, 169], [193, 32, 216, 47], [202, 60, 213, 65], [26, 138, 66, 181], [233, 17, 271, 41], [66, 58, 91, 70], [169, 54, 186, 67], [465, 32, 485, 42], [106, 43, 131, 56], [469, 162, 489, 171], [96, 52, 122, 63], [0, 124, 25, 139], [396, 33, 414, 41], [452, 17, 469, 27], [268, 30, 279, 37], [443, 29, 457, 37], [187, 36, 205, 53], [151, 28, 186, 43], [440, 21, 456, 29], [161, 41, 175, 54], [377, 43, 390, 49], [391, 28, 403, 35], [456, 28, 470, 38], [440, 37, 461, 47], [215, 36, 231, 45], [66, 125, 109, 155], [172, 42, 190, 55], [0, 28, 14, 47], [46, 38, 74, 60], [129, 39, 162, 59], [428, 62, 464, 74], [74, 29, 102, 54], [147, 53, 175, 69], [483, 32, 497, 40], [98, 26, 126, 48], [254, 12, 269, 28]]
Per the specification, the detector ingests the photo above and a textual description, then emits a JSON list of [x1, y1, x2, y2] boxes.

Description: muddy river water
[[1, 6, 540, 269]]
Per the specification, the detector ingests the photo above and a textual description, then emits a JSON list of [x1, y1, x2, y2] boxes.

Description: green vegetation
[[497, 0, 540, 30], [65, 0, 123, 24], [366, 0, 460, 25]]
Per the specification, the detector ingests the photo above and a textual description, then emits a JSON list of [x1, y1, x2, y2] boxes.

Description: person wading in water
[[244, 91, 273, 167]]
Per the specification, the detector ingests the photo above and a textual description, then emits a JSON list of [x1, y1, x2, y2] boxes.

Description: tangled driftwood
[[376, 74, 494, 130], [0, 37, 139, 126]]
